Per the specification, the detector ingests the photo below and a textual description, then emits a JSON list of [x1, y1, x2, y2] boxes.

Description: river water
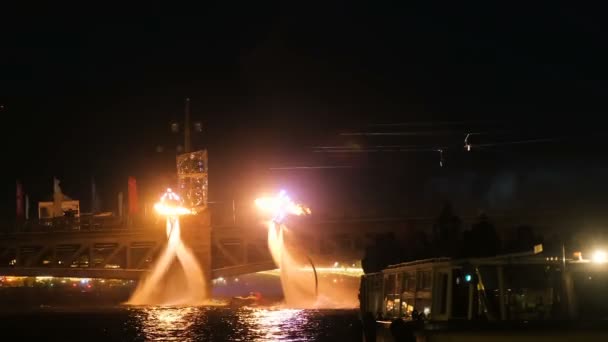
[[0, 306, 362, 341]]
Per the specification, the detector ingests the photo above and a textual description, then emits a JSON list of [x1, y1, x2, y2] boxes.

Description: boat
[[229, 292, 261, 308], [359, 246, 608, 341]]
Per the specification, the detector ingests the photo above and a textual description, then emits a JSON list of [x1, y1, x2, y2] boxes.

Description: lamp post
[[158, 98, 203, 154]]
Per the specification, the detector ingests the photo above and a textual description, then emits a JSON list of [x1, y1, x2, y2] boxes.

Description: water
[[0, 306, 361, 341]]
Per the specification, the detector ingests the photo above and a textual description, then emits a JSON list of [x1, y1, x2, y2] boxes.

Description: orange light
[[154, 188, 191, 216], [592, 250, 607, 263], [255, 190, 310, 222]]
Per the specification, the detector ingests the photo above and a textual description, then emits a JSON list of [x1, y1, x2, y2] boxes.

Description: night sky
[[2, 3, 608, 226]]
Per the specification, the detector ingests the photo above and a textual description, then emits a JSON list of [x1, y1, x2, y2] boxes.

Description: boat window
[[408, 270, 432, 319], [438, 272, 449, 315], [404, 271, 416, 291], [384, 274, 400, 318], [414, 296, 432, 320], [451, 269, 469, 318], [399, 272, 416, 319], [503, 265, 555, 320], [385, 274, 396, 295], [417, 270, 432, 290], [474, 266, 501, 320], [572, 270, 608, 319]]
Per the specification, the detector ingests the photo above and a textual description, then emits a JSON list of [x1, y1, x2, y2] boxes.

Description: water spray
[[255, 190, 317, 305], [128, 188, 206, 306]]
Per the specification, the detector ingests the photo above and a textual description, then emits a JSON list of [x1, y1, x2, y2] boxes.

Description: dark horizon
[[2, 2, 608, 230]]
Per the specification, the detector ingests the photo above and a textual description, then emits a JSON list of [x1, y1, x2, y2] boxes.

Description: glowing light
[[423, 307, 431, 316], [154, 188, 192, 216], [255, 190, 310, 223], [465, 274, 472, 282], [592, 250, 607, 263]]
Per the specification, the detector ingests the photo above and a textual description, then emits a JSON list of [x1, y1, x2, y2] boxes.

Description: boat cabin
[[360, 249, 608, 323]]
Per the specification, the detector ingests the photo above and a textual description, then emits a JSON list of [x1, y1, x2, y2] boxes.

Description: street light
[[158, 98, 204, 154], [592, 250, 607, 263]]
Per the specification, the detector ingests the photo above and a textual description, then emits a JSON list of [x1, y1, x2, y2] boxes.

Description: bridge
[[0, 213, 277, 281], [0, 213, 426, 282]]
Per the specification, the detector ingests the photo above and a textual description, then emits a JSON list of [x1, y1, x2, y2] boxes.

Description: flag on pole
[[16, 180, 24, 219], [91, 177, 98, 213], [118, 192, 124, 217], [25, 194, 30, 220], [128, 176, 139, 215]]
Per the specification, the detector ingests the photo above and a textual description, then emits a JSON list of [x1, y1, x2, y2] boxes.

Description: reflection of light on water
[[133, 306, 309, 341], [137, 307, 197, 341], [128, 306, 358, 341], [247, 308, 305, 341]]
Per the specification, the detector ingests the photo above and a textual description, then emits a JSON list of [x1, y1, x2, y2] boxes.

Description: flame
[[154, 188, 192, 216], [255, 190, 310, 223]]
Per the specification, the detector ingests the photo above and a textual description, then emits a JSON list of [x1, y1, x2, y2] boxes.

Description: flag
[[91, 177, 98, 213], [118, 192, 124, 217], [128, 176, 139, 215], [25, 194, 30, 220], [16, 180, 24, 219]]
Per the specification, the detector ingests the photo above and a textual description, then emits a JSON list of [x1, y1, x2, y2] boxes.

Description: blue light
[[465, 274, 472, 282]]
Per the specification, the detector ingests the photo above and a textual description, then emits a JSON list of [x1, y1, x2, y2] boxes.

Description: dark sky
[[2, 2, 608, 223]]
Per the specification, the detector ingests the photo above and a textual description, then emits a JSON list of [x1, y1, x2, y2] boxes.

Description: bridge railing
[[6, 215, 166, 234]]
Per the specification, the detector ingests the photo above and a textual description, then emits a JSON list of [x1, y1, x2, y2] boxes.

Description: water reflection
[[135, 306, 199, 341], [248, 308, 304, 341], [130, 306, 358, 341]]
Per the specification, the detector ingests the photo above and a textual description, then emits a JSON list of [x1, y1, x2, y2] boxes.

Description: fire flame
[[154, 188, 192, 216], [255, 190, 310, 223]]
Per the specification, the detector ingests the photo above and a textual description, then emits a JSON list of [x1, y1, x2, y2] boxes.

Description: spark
[[255, 190, 310, 223], [153, 188, 192, 216]]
